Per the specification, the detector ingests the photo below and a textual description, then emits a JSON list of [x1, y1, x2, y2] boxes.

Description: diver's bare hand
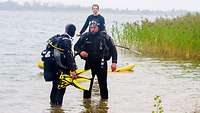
[[80, 51, 88, 58], [111, 63, 117, 72], [71, 71, 77, 79], [76, 33, 80, 37]]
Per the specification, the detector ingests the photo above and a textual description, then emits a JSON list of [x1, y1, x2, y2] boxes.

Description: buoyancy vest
[[81, 31, 111, 61], [41, 34, 72, 81]]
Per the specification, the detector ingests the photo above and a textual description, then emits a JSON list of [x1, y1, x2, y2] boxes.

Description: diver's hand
[[71, 71, 77, 79], [76, 33, 80, 37], [80, 51, 88, 58], [111, 63, 117, 72]]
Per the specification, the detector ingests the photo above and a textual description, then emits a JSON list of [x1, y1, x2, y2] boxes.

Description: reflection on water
[[49, 106, 65, 113], [81, 99, 108, 113], [80, 78, 108, 113]]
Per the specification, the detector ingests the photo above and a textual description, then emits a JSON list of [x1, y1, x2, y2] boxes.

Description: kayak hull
[[37, 60, 135, 72]]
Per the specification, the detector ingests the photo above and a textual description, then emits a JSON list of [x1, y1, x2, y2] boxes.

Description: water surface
[[0, 10, 200, 113]]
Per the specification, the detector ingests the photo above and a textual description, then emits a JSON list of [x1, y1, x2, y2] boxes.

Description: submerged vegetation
[[112, 13, 200, 63], [152, 96, 164, 113]]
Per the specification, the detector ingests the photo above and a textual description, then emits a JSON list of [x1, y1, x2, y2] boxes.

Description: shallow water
[[0, 10, 200, 113]]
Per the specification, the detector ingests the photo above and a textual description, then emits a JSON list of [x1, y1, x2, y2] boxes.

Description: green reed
[[152, 96, 164, 113], [112, 13, 200, 62]]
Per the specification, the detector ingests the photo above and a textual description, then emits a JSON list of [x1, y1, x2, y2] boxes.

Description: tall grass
[[112, 13, 200, 62]]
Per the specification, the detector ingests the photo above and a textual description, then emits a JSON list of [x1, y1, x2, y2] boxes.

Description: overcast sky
[[4, 0, 200, 11]]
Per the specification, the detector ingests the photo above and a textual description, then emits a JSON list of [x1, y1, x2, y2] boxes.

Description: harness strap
[[49, 42, 64, 52], [48, 33, 72, 52]]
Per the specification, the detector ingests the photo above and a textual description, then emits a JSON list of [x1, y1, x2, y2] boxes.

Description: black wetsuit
[[80, 14, 105, 34], [74, 32, 117, 99], [49, 34, 77, 106]]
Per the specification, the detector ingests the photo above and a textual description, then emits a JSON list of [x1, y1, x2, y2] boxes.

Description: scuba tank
[[41, 46, 57, 81]]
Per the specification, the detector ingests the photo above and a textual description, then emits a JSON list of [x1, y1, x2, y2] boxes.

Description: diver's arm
[[64, 40, 77, 79], [101, 16, 106, 31], [74, 36, 88, 58], [109, 37, 118, 63], [66, 51, 77, 71], [66, 53, 77, 79], [74, 37, 83, 55], [64, 40, 77, 72], [107, 36, 117, 71]]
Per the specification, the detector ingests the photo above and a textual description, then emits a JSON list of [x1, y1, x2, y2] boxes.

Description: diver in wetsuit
[[41, 24, 77, 106], [74, 21, 117, 99]]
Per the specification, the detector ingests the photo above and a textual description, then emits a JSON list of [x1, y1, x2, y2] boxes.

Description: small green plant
[[152, 96, 164, 113]]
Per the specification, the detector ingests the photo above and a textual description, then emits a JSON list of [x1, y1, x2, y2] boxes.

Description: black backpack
[[41, 34, 71, 81]]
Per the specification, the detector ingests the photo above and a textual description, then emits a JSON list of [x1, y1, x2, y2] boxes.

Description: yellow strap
[[48, 42, 64, 52], [58, 74, 91, 90], [73, 79, 90, 91]]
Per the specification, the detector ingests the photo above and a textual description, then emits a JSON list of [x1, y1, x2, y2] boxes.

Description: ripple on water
[[0, 11, 200, 113]]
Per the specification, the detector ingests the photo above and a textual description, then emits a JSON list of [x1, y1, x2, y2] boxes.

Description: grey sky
[[4, 0, 200, 11]]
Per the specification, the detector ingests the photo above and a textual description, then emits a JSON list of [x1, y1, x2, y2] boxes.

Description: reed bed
[[112, 13, 200, 62]]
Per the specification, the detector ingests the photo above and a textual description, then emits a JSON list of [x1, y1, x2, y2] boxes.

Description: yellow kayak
[[37, 60, 135, 72], [37, 60, 44, 69], [114, 64, 135, 72]]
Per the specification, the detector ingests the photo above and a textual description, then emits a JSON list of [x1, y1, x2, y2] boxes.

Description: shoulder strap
[[81, 32, 90, 38], [79, 32, 90, 44], [99, 31, 110, 40], [47, 34, 72, 52], [61, 33, 72, 40]]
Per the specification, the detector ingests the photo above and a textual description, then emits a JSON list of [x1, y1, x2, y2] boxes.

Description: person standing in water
[[41, 24, 77, 107], [77, 4, 105, 36], [74, 21, 117, 99]]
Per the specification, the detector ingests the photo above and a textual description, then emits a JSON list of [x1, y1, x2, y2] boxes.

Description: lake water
[[0, 10, 200, 113]]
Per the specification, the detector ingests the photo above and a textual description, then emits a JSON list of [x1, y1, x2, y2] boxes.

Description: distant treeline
[[0, 0, 190, 15], [0, 0, 88, 11]]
